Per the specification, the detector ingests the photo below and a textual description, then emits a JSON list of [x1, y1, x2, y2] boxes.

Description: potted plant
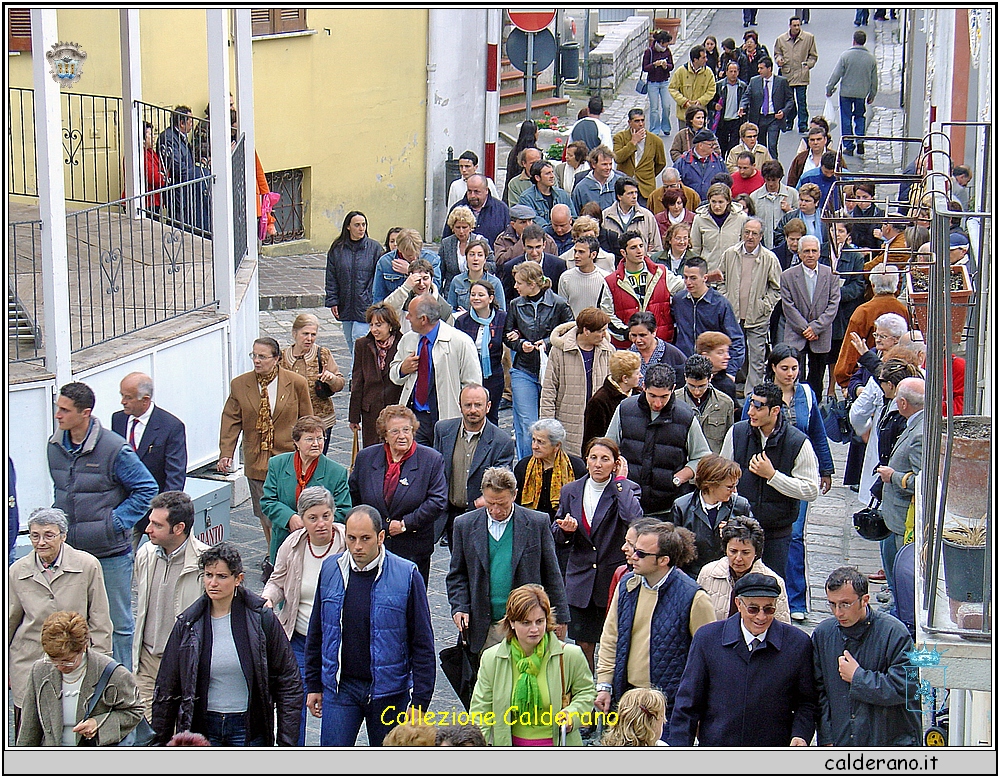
[[906, 263, 973, 344], [942, 515, 987, 619], [535, 111, 568, 153]]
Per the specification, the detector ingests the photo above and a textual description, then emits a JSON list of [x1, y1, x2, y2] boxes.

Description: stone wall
[[587, 16, 651, 97]]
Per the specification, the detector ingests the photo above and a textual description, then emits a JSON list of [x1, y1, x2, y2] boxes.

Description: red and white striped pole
[[484, 9, 502, 179]]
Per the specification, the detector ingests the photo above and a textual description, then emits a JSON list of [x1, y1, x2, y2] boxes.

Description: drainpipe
[[424, 11, 439, 240]]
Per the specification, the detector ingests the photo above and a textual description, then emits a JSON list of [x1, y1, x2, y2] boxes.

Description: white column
[[233, 9, 257, 271], [119, 9, 142, 216], [206, 9, 235, 318], [31, 9, 72, 388], [485, 9, 502, 180]]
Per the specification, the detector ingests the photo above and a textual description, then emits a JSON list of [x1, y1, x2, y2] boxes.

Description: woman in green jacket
[[261, 415, 351, 564], [470, 584, 597, 746]]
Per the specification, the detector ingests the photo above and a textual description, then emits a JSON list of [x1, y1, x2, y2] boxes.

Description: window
[[263, 168, 307, 244], [251, 9, 307, 37], [8, 8, 31, 52]]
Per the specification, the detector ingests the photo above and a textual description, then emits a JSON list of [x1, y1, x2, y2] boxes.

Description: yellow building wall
[[8, 8, 428, 252]]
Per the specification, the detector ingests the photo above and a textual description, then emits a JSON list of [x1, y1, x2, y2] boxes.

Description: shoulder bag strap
[[84, 660, 120, 720], [558, 651, 571, 709]]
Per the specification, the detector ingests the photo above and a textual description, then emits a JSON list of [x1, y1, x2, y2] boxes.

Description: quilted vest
[[612, 569, 700, 713], [47, 421, 130, 559], [730, 415, 808, 535], [606, 259, 674, 348], [316, 550, 415, 699], [618, 394, 694, 514]]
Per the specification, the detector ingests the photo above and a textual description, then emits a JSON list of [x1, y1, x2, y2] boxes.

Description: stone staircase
[[498, 56, 570, 120], [8, 290, 37, 348]]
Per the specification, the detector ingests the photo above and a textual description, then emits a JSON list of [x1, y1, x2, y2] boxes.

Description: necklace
[[308, 539, 334, 559]]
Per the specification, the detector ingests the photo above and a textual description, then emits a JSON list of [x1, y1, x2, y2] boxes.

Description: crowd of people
[[9, 11, 977, 752]]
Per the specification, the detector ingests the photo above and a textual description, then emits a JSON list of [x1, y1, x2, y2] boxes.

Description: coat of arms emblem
[[45, 41, 87, 88]]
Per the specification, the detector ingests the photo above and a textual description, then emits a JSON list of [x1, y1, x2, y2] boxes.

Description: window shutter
[[250, 9, 273, 36], [8, 8, 31, 52], [277, 8, 306, 33]]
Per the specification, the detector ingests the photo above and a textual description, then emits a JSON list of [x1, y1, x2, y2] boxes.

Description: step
[[498, 96, 570, 119], [500, 83, 557, 107]]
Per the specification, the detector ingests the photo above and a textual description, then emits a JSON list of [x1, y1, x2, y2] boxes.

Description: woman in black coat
[[152, 543, 302, 747], [455, 279, 506, 425], [672, 454, 753, 577], [349, 303, 404, 448], [348, 405, 448, 589], [324, 210, 385, 360], [553, 437, 643, 670]]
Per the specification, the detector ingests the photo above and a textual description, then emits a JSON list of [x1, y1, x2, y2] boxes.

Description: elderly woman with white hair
[[513, 419, 587, 523], [8, 507, 113, 734]]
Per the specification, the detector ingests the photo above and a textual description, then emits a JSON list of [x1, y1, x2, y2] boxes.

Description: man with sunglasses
[[595, 522, 714, 740], [669, 572, 816, 746], [812, 566, 921, 746]]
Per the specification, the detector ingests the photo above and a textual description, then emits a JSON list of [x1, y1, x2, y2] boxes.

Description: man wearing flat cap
[[668, 572, 817, 746], [673, 129, 728, 202], [493, 204, 558, 266]]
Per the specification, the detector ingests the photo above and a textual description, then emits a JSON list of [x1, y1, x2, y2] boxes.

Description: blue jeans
[[202, 711, 266, 747], [791, 85, 809, 132], [854, 8, 870, 25], [290, 631, 309, 746], [785, 502, 809, 612], [839, 96, 867, 151], [319, 676, 411, 747], [341, 320, 370, 368], [99, 551, 134, 671], [761, 532, 792, 580], [647, 81, 672, 136], [510, 367, 541, 460]]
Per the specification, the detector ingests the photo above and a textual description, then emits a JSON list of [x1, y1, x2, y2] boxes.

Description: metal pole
[[119, 10, 142, 218], [583, 11, 590, 88], [525, 32, 535, 124], [554, 10, 562, 98]]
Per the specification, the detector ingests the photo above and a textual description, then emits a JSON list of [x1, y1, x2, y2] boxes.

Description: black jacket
[[325, 236, 384, 322], [672, 490, 754, 576], [151, 588, 302, 746], [503, 288, 574, 376]]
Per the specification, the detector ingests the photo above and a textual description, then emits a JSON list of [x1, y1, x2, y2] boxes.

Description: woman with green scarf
[[470, 584, 596, 746]]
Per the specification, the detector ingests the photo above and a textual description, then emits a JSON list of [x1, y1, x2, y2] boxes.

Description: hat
[[510, 204, 536, 220], [949, 232, 970, 248], [692, 129, 717, 145], [733, 573, 781, 599]]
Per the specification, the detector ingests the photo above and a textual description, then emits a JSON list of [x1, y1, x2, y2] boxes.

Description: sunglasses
[[631, 548, 664, 559], [742, 604, 777, 615], [748, 398, 771, 409]]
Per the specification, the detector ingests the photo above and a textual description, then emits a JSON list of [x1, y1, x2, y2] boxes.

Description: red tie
[[414, 336, 431, 406], [129, 418, 139, 451]]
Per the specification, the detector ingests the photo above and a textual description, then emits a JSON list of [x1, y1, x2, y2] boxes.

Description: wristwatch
[[596, 683, 613, 693]]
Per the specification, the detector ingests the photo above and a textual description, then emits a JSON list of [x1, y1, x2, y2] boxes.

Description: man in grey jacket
[[825, 29, 879, 156]]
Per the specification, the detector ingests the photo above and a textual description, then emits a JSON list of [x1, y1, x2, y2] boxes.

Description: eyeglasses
[[299, 436, 324, 445], [44, 654, 82, 669], [748, 398, 769, 409], [873, 333, 895, 342], [249, 353, 275, 361], [29, 531, 62, 543], [827, 597, 863, 612], [386, 427, 413, 437], [744, 133, 758, 139], [631, 548, 664, 559], [741, 604, 777, 616]]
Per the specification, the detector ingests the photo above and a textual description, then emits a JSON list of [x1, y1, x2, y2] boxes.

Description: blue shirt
[[412, 321, 441, 413]]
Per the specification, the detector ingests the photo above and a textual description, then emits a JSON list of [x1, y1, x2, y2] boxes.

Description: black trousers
[[799, 346, 829, 401]]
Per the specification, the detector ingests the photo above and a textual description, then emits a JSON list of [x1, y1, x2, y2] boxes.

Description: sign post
[[508, 10, 556, 124]]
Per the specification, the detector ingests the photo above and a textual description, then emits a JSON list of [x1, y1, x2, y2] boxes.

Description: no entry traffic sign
[[508, 9, 555, 33]]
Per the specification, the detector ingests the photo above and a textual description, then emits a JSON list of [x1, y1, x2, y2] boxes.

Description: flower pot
[[653, 18, 682, 44], [907, 264, 972, 344], [940, 416, 990, 522], [942, 539, 986, 604]]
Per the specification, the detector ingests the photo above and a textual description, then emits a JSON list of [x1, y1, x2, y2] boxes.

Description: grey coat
[[446, 504, 570, 653], [16, 649, 143, 746], [881, 410, 923, 535], [780, 263, 841, 354]]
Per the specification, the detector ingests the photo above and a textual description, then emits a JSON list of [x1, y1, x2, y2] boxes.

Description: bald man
[[545, 204, 576, 254]]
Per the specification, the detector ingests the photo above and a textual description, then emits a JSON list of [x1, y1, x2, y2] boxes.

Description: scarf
[[383, 439, 417, 506], [469, 308, 495, 379], [509, 632, 549, 715], [521, 448, 573, 510], [294, 450, 320, 503], [375, 334, 395, 372], [255, 364, 279, 454]]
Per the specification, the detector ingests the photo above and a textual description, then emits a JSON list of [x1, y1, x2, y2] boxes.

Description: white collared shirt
[[699, 494, 723, 513], [126, 402, 156, 450], [488, 506, 515, 541], [741, 620, 769, 649], [349, 545, 384, 573], [640, 565, 672, 591]]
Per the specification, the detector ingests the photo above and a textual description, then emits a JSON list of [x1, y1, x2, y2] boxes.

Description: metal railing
[[232, 134, 248, 268], [7, 87, 123, 203], [262, 168, 306, 244], [8, 218, 43, 363]]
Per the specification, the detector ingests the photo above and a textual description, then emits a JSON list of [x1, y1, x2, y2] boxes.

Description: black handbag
[[439, 629, 477, 711], [853, 497, 892, 541], [314, 348, 334, 400], [820, 395, 852, 443]]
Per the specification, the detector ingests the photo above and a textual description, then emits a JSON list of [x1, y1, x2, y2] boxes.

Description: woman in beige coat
[[539, 310, 615, 458], [8, 508, 113, 727], [697, 515, 791, 623], [688, 183, 749, 275], [281, 313, 345, 455]]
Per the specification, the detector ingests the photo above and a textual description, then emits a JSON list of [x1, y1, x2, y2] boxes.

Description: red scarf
[[383, 440, 417, 506], [294, 450, 320, 503]]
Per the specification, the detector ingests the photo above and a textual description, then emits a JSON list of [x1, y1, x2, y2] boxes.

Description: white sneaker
[[790, 611, 807, 621]]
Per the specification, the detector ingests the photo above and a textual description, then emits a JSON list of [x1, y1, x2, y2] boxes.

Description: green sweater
[[488, 525, 514, 622]]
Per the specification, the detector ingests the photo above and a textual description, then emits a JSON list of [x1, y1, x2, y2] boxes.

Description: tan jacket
[[132, 534, 210, 669], [218, 367, 313, 481], [718, 242, 783, 328], [540, 321, 615, 457], [773, 30, 819, 86], [8, 544, 113, 708], [597, 569, 716, 686], [725, 142, 772, 173], [262, 526, 348, 639], [697, 556, 791, 623], [612, 129, 668, 199], [689, 204, 749, 274], [281, 344, 345, 424]]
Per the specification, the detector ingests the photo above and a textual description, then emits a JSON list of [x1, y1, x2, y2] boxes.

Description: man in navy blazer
[[432, 385, 515, 547], [740, 57, 795, 160], [669, 573, 817, 746], [111, 373, 187, 544]]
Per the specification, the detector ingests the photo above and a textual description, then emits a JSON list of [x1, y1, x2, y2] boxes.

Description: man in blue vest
[[720, 381, 819, 578], [595, 521, 714, 739], [305, 505, 435, 747]]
